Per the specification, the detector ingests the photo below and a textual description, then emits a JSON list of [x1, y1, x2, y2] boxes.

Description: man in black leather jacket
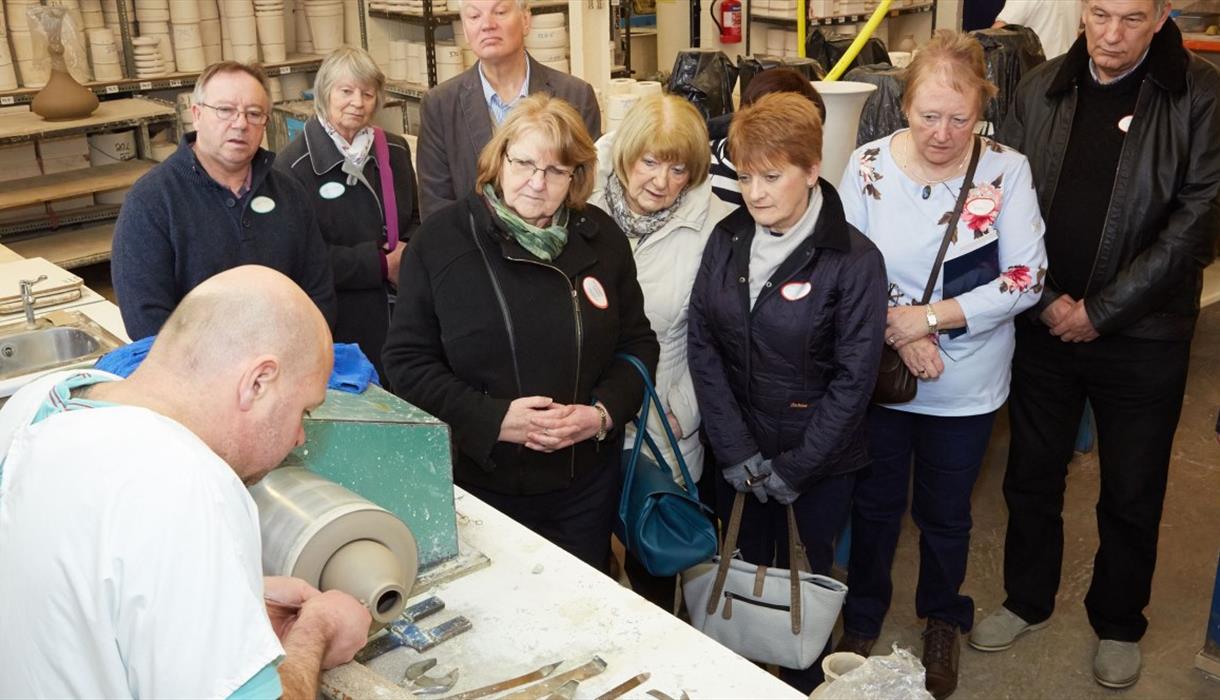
[[971, 1, 1220, 690]]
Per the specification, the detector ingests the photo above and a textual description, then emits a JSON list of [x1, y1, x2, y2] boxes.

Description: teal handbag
[[615, 353, 718, 577]]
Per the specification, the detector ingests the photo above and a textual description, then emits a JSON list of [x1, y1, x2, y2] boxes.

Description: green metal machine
[[286, 385, 458, 570]]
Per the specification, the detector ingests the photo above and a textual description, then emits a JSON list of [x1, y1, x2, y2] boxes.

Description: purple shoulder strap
[[373, 127, 399, 251]]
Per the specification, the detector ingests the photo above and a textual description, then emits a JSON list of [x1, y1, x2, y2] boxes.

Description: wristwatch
[[925, 304, 939, 335], [593, 403, 609, 442]]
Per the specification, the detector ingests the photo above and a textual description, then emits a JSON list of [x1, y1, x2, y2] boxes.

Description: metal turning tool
[[500, 657, 609, 700], [541, 680, 580, 700], [441, 660, 563, 700], [593, 673, 651, 700], [401, 658, 460, 695], [355, 596, 473, 664]]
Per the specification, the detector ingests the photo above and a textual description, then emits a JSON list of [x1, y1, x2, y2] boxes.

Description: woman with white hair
[[277, 46, 417, 382]]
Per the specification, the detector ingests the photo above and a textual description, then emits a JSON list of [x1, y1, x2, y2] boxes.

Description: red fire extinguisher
[[711, 0, 742, 44]]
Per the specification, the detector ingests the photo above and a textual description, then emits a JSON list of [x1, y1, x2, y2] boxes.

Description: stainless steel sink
[[0, 311, 124, 381]]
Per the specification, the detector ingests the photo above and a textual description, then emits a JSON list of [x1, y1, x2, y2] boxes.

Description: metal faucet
[[19, 275, 47, 329]]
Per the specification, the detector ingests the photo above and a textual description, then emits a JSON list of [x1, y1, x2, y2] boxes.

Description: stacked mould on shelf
[[765, 26, 801, 58], [8, 0, 48, 87], [253, 0, 286, 63], [293, 1, 313, 55], [435, 39, 460, 83], [302, 0, 343, 54], [168, 0, 205, 72], [80, 0, 107, 31], [526, 11, 568, 74], [754, 0, 800, 19], [0, 4, 17, 91], [222, 0, 259, 63], [602, 77, 662, 134], [131, 35, 168, 78], [370, 0, 428, 16], [87, 26, 124, 81], [199, 0, 222, 64], [135, 0, 177, 72], [89, 126, 138, 204], [101, 0, 134, 69]]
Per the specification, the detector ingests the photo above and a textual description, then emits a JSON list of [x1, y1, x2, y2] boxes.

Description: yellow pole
[[798, 0, 806, 58], [824, 0, 892, 81]]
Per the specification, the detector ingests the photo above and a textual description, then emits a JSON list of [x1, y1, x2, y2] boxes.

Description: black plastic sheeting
[[844, 64, 909, 146], [667, 49, 740, 121], [805, 29, 891, 77], [737, 54, 826, 96], [969, 25, 1046, 129]]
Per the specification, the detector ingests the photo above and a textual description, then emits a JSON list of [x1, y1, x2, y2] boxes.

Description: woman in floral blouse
[[835, 30, 1047, 700]]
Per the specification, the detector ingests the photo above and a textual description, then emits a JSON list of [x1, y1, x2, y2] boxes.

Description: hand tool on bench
[[541, 680, 580, 700], [500, 656, 609, 700], [593, 672, 651, 700], [400, 658, 460, 695], [441, 660, 563, 700], [355, 596, 472, 664]]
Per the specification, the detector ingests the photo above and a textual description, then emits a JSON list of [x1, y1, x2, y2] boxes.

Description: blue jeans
[[842, 406, 996, 637]]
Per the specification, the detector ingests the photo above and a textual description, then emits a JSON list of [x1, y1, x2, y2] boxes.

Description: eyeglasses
[[504, 155, 574, 184], [198, 103, 270, 126]]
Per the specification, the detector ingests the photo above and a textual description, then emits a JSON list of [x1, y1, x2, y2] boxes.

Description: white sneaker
[[1094, 640, 1141, 689], [968, 606, 1048, 652]]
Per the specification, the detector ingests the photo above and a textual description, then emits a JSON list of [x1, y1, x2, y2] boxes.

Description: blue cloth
[[110, 132, 337, 341], [94, 338, 378, 394], [227, 660, 283, 700], [93, 335, 154, 378], [330, 342, 379, 393]]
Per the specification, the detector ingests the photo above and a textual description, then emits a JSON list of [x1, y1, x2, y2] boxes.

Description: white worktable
[[326, 487, 804, 699]]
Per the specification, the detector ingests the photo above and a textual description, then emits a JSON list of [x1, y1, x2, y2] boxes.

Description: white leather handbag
[[682, 492, 848, 669]]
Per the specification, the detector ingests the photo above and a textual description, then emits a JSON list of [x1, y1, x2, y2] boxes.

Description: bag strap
[[373, 127, 399, 252], [917, 136, 982, 305], [706, 492, 747, 616], [786, 505, 811, 634], [614, 353, 701, 500]]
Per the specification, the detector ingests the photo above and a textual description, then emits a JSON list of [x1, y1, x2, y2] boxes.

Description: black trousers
[[1003, 319, 1191, 641], [462, 458, 620, 574]]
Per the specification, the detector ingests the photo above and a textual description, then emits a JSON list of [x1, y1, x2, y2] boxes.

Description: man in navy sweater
[[112, 62, 336, 340]]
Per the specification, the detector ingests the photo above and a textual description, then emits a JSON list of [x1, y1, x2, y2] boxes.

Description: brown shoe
[[922, 619, 960, 699], [834, 632, 878, 657]]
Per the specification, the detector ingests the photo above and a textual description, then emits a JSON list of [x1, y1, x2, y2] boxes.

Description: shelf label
[[139, 81, 153, 90], [169, 79, 183, 88], [104, 85, 120, 94], [278, 66, 291, 75], [0, 96, 13, 105]]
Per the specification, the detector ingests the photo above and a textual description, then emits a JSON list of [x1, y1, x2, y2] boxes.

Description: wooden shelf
[[0, 161, 154, 212], [7, 222, 116, 269], [0, 56, 323, 108], [0, 98, 176, 145], [751, 2, 934, 27]]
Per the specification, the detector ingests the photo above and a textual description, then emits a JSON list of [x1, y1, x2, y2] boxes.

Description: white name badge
[[250, 196, 276, 214], [319, 182, 346, 200], [582, 276, 609, 309], [781, 281, 812, 301], [1118, 115, 1133, 133]]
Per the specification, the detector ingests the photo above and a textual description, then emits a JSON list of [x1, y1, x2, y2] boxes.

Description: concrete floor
[[877, 302, 1220, 700]]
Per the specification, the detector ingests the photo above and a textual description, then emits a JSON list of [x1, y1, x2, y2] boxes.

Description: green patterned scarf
[[482, 185, 570, 262]]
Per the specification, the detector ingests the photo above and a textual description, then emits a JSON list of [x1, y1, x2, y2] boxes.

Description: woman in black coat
[[687, 93, 888, 692], [383, 94, 659, 572], [276, 47, 416, 381]]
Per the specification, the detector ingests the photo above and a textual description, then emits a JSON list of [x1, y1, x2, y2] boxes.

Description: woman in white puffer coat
[[589, 94, 735, 610]]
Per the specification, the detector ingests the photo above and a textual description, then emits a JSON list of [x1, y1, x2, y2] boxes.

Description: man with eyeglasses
[[416, 0, 601, 220], [112, 61, 336, 340], [977, 0, 1220, 689]]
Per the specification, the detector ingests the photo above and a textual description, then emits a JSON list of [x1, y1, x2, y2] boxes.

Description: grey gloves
[[723, 453, 772, 503], [723, 453, 802, 505]]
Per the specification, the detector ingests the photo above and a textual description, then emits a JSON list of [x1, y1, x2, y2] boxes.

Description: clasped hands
[[499, 396, 610, 453], [885, 306, 945, 380], [1041, 293, 1098, 342], [723, 453, 801, 505]]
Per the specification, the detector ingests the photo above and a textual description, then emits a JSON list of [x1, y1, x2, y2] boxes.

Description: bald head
[[150, 265, 332, 381]]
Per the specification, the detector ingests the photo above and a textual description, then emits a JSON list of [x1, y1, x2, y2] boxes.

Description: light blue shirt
[[839, 133, 1049, 417], [478, 60, 531, 125]]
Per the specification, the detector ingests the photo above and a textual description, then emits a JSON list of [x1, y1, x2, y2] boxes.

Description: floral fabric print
[[859, 148, 883, 200], [999, 264, 1045, 294]]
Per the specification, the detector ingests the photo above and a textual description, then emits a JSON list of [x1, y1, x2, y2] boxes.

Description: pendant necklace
[[902, 133, 972, 199]]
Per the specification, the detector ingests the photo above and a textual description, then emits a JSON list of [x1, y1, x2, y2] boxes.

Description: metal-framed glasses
[[504, 154, 574, 184], [199, 103, 270, 126]]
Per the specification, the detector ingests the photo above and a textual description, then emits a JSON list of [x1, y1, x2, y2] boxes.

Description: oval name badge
[[965, 197, 997, 217], [319, 181, 346, 200], [1117, 115, 1133, 133], [250, 195, 276, 214], [781, 281, 812, 301], [582, 276, 609, 309]]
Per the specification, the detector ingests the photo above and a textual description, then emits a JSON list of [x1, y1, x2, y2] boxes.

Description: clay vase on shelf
[[33, 67, 99, 120], [30, 8, 99, 121]]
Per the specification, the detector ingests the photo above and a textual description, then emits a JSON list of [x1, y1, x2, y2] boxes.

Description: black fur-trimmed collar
[[1047, 16, 1188, 96]]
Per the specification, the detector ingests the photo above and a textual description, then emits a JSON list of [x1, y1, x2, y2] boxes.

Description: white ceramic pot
[[811, 81, 878, 184]]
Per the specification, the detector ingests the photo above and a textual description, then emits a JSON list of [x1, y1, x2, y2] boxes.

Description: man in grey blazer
[[417, 0, 601, 220]]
